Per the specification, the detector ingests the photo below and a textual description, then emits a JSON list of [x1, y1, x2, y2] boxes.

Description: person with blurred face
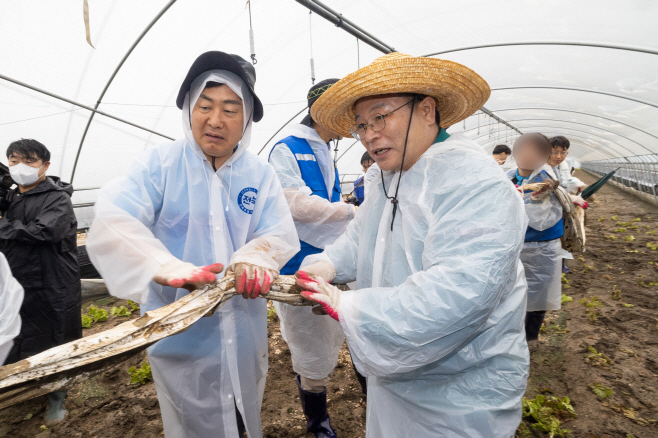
[[267, 79, 357, 438], [289, 53, 530, 438], [0, 139, 81, 422], [86, 51, 299, 438], [508, 133, 565, 344]]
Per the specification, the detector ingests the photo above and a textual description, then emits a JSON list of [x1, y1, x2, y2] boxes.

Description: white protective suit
[[553, 161, 585, 194], [305, 133, 530, 438], [0, 251, 23, 365], [515, 165, 564, 312], [268, 124, 350, 380], [87, 70, 299, 438]]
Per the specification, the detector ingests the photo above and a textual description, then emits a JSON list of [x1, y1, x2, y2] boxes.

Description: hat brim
[[310, 53, 491, 138], [177, 51, 264, 122]]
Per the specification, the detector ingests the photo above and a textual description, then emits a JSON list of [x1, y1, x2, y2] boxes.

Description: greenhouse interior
[[1, 1, 657, 437]]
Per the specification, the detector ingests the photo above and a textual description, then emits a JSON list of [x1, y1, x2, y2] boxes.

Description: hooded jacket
[[0, 176, 82, 363]]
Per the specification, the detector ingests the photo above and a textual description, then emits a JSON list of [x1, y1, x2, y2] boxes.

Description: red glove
[[296, 271, 343, 321], [154, 260, 224, 291], [572, 196, 588, 209], [232, 263, 278, 299]]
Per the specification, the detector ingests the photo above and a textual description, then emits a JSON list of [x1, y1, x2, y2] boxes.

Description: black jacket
[[0, 176, 81, 363]]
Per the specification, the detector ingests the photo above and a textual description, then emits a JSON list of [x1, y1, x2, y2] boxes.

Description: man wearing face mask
[[86, 51, 298, 438], [0, 138, 82, 421]]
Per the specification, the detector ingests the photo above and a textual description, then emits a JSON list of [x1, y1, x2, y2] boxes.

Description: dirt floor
[[1, 170, 657, 437]]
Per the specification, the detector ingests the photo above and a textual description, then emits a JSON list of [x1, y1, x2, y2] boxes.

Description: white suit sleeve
[[333, 176, 526, 377], [302, 204, 363, 283], [86, 152, 178, 304], [269, 143, 354, 248], [0, 252, 23, 365], [524, 192, 563, 231]]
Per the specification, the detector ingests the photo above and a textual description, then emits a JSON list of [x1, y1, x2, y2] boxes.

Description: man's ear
[[43, 161, 50, 172], [418, 96, 437, 125]]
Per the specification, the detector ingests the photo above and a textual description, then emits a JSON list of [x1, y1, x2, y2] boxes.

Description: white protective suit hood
[[182, 69, 254, 171]]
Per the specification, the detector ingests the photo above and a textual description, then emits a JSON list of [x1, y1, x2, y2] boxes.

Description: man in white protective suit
[[86, 52, 299, 438], [0, 251, 23, 366], [268, 79, 359, 438], [292, 53, 531, 437]]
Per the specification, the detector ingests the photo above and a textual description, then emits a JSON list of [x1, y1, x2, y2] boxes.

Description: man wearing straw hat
[[292, 53, 530, 437]]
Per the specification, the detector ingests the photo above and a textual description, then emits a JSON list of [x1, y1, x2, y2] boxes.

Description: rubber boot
[[525, 311, 546, 341], [296, 376, 337, 438], [45, 391, 67, 422]]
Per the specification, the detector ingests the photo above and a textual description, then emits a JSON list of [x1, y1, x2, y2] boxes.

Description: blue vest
[[270, 135, 341, 274], [508, 169, 565, 242]]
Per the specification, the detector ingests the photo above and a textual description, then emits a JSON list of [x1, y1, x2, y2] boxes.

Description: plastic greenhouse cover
[[1, 0, 657, 216]]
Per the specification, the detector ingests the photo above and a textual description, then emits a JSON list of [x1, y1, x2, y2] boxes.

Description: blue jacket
[[508, 169, 564, 242]]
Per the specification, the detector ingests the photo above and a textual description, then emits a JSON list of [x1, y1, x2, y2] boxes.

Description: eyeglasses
[[350, 98, 416, 141], [551, 150, 568, 157]]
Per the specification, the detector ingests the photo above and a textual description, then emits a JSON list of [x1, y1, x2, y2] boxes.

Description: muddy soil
[[2, 170, 657, 438], [519, 171, 658, 438]]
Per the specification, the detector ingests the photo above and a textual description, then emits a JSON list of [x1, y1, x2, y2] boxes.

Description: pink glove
[[515, 184, 523, 195], [296, 271, 343, 321], [572, 196, 588, 209], [232, 263, 278, 299], [154, 260, 224, 291]]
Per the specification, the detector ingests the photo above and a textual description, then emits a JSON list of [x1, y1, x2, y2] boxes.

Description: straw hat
[[311, 52, 491, 138]]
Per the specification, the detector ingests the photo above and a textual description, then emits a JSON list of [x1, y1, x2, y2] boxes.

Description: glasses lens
[[370, 114, 386, 133], [351, 124, 365, 141]]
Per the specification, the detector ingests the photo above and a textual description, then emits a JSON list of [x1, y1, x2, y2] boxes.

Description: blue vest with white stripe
[[508, 169, 564, 242], [270, 135, 341, 274]]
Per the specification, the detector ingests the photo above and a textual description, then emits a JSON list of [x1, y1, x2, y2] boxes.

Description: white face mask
[[9, 163, 44, 186]]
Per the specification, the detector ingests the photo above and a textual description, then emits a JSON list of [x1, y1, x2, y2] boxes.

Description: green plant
[[110, 305, 132, 317], [605, 235, 618, 240], [516, 421, 532, 437], [586, 309, 600, 323], [606, 264, 613, 270], [613, 228, 627, 233], [580, 296, 602, 308], [81, 314, 93, 329], [625, 235, 635, 242], [628, 225, 639, 230], [561, 294, 573, 304], [611, 215, 618, 220], [623, 303, 634, 308], [561, 273, 569, 284], [598, 217, 605, 222], [586, 346, 612, 367], [588, 383, 612, 399], [40, 425, 48, 431], [611, 285, 622, 300], [582, 264, 596, 273], [128, 362, 152, 385], [632, 218, 641, 222], [87, 305, 108, 323], [648, 230, 656, 235], [267, 304, 277, 322], [521, 395, 576, 437], [638, 280, 649, 288], [647, 242, 658, 250], [126, 300, 140, 312]]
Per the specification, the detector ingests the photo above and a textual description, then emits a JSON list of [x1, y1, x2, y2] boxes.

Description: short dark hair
[[517, 133, 552, 157], [7, 139, 50, 162], [361, 151, 374, 166], [492, 144, 511, 155], [549, 135, 570, 150]]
